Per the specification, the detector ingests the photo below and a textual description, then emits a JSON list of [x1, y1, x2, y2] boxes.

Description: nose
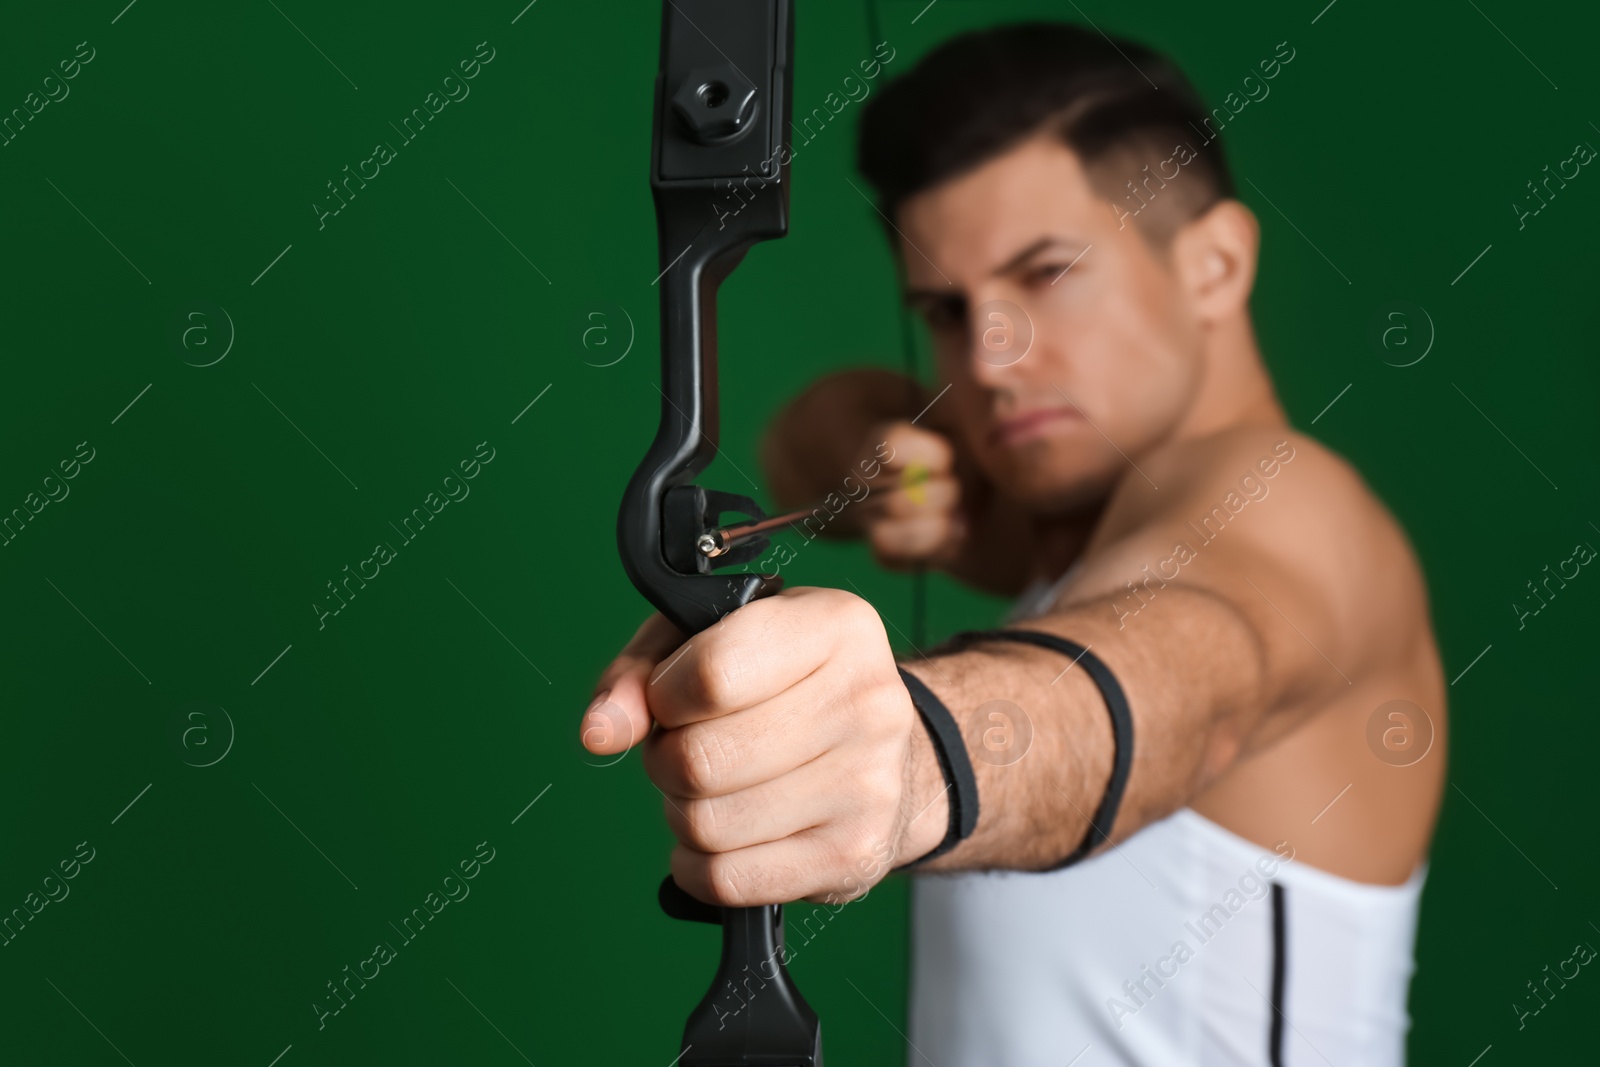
[[966, 298, 1034, 385]]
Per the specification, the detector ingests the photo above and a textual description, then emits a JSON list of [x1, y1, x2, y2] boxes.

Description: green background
[[0, 0, 1594, 1063]]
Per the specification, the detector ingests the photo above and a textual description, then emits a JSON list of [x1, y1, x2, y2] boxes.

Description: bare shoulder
[[1092, 422, 1434, 677], [1141, 423, 1367, 505], [1113, 423, 1403, 549]]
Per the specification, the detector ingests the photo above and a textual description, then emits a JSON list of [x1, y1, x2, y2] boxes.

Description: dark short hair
[[857, 21, 1234, 239]]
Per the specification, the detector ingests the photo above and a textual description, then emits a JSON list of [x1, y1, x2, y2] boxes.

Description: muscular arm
[[896, 426, 1433, 873], [580, 423, 1434, 907]]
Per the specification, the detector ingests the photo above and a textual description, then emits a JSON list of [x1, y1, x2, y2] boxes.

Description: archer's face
[[897, 135, 1207, 512]]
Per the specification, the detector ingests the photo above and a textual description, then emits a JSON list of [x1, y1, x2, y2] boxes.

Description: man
[[582, 21, 1444, 1066]]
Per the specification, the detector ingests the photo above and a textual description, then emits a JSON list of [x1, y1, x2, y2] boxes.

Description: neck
[[1025, 313, 1283, 584], [1171, 313, 1285, 439]]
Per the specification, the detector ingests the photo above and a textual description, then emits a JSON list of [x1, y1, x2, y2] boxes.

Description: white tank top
[[907, 572, 1428, 1066]]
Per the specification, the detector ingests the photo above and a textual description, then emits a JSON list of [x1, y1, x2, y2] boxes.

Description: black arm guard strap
[[936, 628, 1135, 870], [896, 666, 980, 867]]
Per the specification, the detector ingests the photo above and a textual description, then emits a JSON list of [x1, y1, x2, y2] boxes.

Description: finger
[[872, 421, 956, 479], [598, 611, 686, 692], [868, 513, 966, 568], [642, 668, 852, 798], [658, 750, 858, 854], [581, 613, 685, 756], [645, 586, 855, 729], [867, 475, 960, 520], [669, 822, 882, 908]]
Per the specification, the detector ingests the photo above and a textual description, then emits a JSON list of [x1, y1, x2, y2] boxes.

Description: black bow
[[615, 1, 822, 1063]]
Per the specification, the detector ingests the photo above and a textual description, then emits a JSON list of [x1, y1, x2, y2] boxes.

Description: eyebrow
[[904, 236, 1089, 303], [992, 236, 1087, 275]]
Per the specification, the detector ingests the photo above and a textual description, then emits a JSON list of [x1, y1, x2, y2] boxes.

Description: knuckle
[[859, 678, 912, 737], [680, 796, 726, 852], [703, 853, 750, 907], [847, 810, 893, 869], [679, 726, 728, 796], [834, 589, 882, 635], [861, 765, 903, 814], [843, 758, 900, 832], [687, 641, 745, 710], [825, 821, 877, 880]]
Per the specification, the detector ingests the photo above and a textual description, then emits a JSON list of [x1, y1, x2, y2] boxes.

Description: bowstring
[[864, 0, 929, 651]]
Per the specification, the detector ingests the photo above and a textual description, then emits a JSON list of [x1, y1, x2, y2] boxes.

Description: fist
[[859, 421, 967, 571], [581, 587, 944, 906]]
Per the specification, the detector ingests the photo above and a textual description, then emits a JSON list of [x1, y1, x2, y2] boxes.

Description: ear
[[1171, 200, 1258, 324]]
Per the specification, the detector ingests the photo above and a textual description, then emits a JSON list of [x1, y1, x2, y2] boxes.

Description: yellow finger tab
[[901, 463, 931, 505]]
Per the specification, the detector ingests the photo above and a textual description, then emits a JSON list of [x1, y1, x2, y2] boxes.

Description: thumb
[[581, 612, 685, 756]]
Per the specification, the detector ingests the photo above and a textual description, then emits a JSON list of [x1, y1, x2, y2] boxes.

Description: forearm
[[896, 586, 1268, 872]]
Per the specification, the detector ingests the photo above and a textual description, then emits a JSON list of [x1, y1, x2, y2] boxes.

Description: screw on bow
[[613, 2, 822, 1065]]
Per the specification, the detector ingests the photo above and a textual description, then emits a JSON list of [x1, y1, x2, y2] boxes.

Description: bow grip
[[615, 3, 822, 1066], [617, 0, 794, 637]]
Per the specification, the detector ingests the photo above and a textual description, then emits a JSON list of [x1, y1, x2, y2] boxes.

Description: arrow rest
[[615, 1, 822, 1063]]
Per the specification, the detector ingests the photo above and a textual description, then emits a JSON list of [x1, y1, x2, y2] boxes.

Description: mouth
[[989, 406, 1079, 446]]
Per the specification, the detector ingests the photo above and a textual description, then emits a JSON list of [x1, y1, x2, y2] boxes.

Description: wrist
[[896, 666, 956, 868]]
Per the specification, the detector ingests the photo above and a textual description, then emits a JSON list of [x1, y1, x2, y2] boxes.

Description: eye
[[1029, 263, 1073, 286]]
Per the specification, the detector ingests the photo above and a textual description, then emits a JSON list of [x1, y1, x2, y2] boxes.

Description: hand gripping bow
[[615, 2, 823, 1064]]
